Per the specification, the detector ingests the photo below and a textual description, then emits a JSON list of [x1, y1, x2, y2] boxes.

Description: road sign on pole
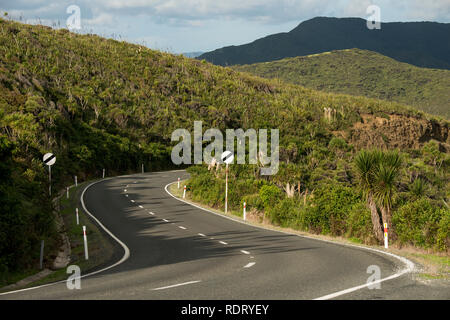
[[43, 153, 56, 196], [221, 151, 234, 215]]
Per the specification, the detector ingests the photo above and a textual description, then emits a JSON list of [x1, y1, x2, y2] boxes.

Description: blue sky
[[1, 0, 449, 53]]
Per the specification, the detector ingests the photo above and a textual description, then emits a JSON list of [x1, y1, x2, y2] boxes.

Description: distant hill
[[198, 17, 450, 70], [233, 49, 450, 119]]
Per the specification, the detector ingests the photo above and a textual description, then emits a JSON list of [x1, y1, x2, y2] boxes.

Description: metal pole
[[225, 163, 228, 215], [75, 175, 77, 187], [39, 240, 44, 269], [76, 208, 79, 225], [66, 187, 69, 199], [102, 168, 105, 179], [142, 163, 144, 174], [178, 177, 180, 189], [48, 165, 51, 196]]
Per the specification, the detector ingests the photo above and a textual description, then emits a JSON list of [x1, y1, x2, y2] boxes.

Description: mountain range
[[198, 17, 450, 70]]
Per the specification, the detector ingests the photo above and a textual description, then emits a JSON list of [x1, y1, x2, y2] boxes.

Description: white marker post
[[243, 202, 246, 221], [83, 226, 89, 260], [183, 185, 186, 199], [221, 151, 234, 215], [66, 187, 69, 199], [384, 223, 388, 249], [76, 208, 79, 225], [142, 163, 144, 174], [102, 168, 105, 179], [178, 177, 180, 189], [75, 175, 77, 187]]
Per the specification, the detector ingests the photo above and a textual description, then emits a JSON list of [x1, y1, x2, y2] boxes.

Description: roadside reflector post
[[183, 185, 186, 199], [83, 226, 89, 260], [76, 208, 79, 225], [384, 223, 388, 249], [39, 240, 44, 270], [66, 187, 69, 199], [221, 151, 234, 216], [142, 163, 144, 174], [178, 177, 180, 189], [75, 175, 77, 187], [243, 202, 246, 221], [102, 168, 105, 179]]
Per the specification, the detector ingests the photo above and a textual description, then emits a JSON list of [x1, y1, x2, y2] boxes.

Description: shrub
[[393, 198, 447, 250], [267, 198, 300, 227], [346, 202, 376, 244], [305, 183, 360, 235], [259, 185, 284, 210]]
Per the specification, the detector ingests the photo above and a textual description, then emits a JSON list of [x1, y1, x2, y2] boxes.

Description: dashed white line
[[124, 189, 127, 192], [149, 212, 155, 215], [198, 233, 206, 237], [178, 226, 187, 230], [244, 262, 256, 268], [125, 195, 128, 197], [240, 250, 250, 255], [163, 219, 169, 222], [151, 280, 201, 291], [138, 205, 144, 208], [219, 241, 228, 245], [130, 200, 135, 203]]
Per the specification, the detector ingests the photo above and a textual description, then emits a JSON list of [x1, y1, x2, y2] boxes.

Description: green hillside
[[233, 49, 450, 119], [0, 19, 449, 282]]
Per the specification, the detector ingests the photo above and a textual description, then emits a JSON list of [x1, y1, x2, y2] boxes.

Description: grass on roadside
[[0, 181, 116, 292]]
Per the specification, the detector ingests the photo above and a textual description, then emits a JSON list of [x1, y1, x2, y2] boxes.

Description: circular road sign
[[221, 150, 234, 165], [43, 153, 56, 166]]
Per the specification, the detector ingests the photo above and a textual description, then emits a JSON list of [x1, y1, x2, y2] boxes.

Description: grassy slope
[[233, 49, 450, 119], [0, 18, 448, 279]]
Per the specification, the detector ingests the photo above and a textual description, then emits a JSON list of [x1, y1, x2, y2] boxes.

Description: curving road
[[1, 170, 447, 300]]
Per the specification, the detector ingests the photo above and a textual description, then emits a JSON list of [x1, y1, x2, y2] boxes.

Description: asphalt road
[[1, 170, 448, 300]]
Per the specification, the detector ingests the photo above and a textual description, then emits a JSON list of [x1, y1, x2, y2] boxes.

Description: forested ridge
[[0, 18, 448, 283]]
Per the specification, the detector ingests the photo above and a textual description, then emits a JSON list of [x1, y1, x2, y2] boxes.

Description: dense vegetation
[[186, 140, 449, 251], [0, 18, 448, 281], [199, 17, 450, 70], [233, 49, 450, 119]]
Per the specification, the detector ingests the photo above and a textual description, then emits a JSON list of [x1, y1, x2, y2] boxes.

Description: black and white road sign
[[43, 153, 56, 166], [221, 150, 234, 164]]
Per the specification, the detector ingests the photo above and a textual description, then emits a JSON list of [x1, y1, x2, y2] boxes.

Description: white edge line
[[0, 178, 131, 296], [164, 180, 415, 300], [178, 226, 187, 230], [219, 241, 228, 245], [0, 170, 186, 296], [244, 262, 256, 268], [151, 280, 201, 291], [240, 250, 250, 255]]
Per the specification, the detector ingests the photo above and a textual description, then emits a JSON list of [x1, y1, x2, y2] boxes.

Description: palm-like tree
[[354, 150, 384, 242], [354, 150, 401, 243]]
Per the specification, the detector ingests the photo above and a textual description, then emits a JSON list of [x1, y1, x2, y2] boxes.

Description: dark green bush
[[393, 198, 448, 250], [346, 202, 375, 244], [267, 198, 300, 227], [259, 185, 284, 210]]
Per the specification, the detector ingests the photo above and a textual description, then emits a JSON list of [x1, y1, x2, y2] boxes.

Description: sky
[[1, 0, 449, 53]]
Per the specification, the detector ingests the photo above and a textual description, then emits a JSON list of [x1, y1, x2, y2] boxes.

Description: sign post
[[43, 153, 56, 196], [221, 151, 234, 215]]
